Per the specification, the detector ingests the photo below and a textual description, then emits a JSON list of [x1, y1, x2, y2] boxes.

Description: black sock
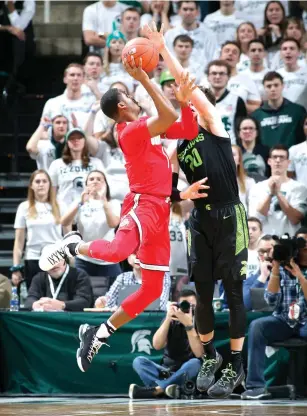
[[202, 339, 216, 359], [230, 350, 242, 373]]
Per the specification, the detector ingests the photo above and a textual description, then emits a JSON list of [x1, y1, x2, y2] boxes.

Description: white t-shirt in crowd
[[134, 78, 160, 117], [42, 92, 95, 129], [288, 141, 307, 185], [164, 23, 218, 71], [239, 176, 256, 216], [82, 1, 127, 34], [228, 73, 261, 103], [204, 9, 243, 47], [237, 54, 269, 73], [247, 248, 260, 278], [29, 140, 56, 171], [48, 157, 105, 206], [235, 0, 288, 29], [101, 63, 136, 94], [81, 79, 107, 100], [76, 198, 121, 265], [271, 51, 307, 71], [249, 178, 307, 236], [277, 67, 307, 110], [96, 141, 129, 202], [93, 110, 114, 135], [241, 67, 269, 100], [14, 201, 63, 260]]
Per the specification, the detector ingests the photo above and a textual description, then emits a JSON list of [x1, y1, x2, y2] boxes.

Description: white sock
[[96, 320, 117, 339]]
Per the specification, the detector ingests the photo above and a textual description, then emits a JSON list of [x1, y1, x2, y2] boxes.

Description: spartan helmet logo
[[131, 330, 153, 355]]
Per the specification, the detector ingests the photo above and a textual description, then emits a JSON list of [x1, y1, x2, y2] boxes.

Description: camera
[[272, 234, 305, 267], [174, 300, 192, 313]]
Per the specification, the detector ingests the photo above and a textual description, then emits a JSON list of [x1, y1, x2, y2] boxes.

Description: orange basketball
[[122, 37, 159, 73]]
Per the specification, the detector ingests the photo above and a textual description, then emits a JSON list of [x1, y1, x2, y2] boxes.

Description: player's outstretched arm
[[123, 56, 178, 138], [143, 23, 227, 138]]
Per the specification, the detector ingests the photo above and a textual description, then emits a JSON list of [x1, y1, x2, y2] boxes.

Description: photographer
[[129, 289, 203, 399], [242, 227, 307, 400], [243, 235, 277, 311]]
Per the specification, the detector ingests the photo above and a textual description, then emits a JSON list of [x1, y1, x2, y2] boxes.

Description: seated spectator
[[173, 35, 203, 84], [26, 115, 68, 171], [249, 144, 307, 236], [0, 1, 35, 82], [82, 0, 127, 53], [236, 22, 259, 72], [82, 52, 104, 100], [247, 217, 263, 277], [61, 170, 121, 280], [95, 254, 171, 311], [169, 202, 188, 282], [42, 63, 96, 129], [0, 274, 11, 309], [258, 1, 287, 63], [242, 227, 307, 400], [252, 71, 306, 148], [25, 258, 93, 312], [241, 39, 269, 100], [271, 17, 307, 70], [206, 59, 247, 143], [219, 41, 261, 113], [120, 7, 141, 42], [129, 288, 202, 399], [232, 145, 255, 215], [236, 116, 269, 180], [140, 1, 175, 34], [288, 114, 307, 184], [12, 170, 66, 289], [48, 128, 104, 206], [244, 234, 277, 310], [277, 38, 307, 110], [164, 1, 217, 72], [236, 0, 288, 30], [203, 1, 243, 47], [101, 31, 135, 93]]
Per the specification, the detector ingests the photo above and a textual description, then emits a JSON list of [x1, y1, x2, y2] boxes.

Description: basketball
[[122, 37, 159, 73]]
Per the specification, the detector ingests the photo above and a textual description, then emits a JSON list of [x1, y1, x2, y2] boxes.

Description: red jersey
[[117, 106, 198, 197]]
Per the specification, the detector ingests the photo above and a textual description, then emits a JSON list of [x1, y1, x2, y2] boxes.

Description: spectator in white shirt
[[61, 170, 121, 281], [249, 144, 307, 236], [82, 52, 104, 101], [220, 41, 261, 113], [172, 34, 203, 84], [42, 63, 96, 130], [241, 39, 269, 100], [206, 59, 247, 143], [48, 128, 104, 207], [235, 0, 288, 30], [82, 0, 127, 52], [232, 144, 256, 214], [203, 0, 243, 47], [247, 217, 263, 277], [236, 21, 258, 72], [277, 38, 307, 110], [288, 114, 307, 185], [120, 7, 141, 42], [101, 30, 135, 93], [164, 1, 218, 71], [26, 115, 69, 171], [271, 17, 307, 70], [12, 170, 65, 288]]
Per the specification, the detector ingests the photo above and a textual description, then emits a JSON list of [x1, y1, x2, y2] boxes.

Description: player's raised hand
[[123, 56, 148, 82], [142, 21, 165, 52], [180, 178, 210, 200], [172, 71, 197, 106]]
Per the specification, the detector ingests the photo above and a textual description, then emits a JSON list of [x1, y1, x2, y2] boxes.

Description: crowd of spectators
[[2, 0, 307, 401]]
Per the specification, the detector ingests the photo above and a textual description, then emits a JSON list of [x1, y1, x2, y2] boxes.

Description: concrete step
[[36, 37, 82, 56], [34, 23, 81, 38], [34, 1, 91, 24]]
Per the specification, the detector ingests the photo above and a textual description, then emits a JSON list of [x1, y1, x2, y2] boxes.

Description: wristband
[[10, 264, 23, 272], [171, 189, 183, 202], [185, 325, 194, 332]]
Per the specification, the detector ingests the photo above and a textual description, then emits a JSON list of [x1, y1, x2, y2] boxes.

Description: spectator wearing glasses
[[251, 71, 306, 148], [247, 217, 263, 278], [249, 144, 307, 236], [243, 234, 277, 310]]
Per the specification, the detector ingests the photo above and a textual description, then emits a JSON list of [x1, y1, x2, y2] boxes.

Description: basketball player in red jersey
[[40, 50, 209, 372]]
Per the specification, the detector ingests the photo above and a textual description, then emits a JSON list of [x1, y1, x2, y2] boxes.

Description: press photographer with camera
[[242, 227, 307, 400], [129, 289, 203, 399]]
